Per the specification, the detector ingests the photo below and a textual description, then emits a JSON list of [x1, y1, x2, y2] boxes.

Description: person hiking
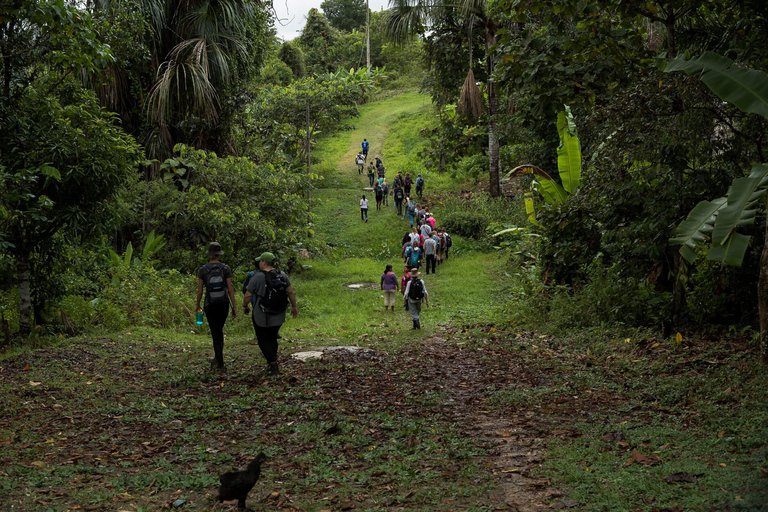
[[403, 268, 429, 330], [403, 172, 413, 197], [393, 184, 404, 216], [377, 175, 385, 188], [380, 264, 400, 313], [377, 162, 386, 181], [423, 233, 437, 275], [242, 252, 298, 375], [420, 220, 432, 238], [361, 138, 369, 158], [426, 212, 436, 229], [374, 184, 383, 210], [393, 171, 404, 190], [196, 242, 237, 371], [401, 265, 412, 296], [404, 240, 421, 269], [367, 163, 376, 187], [443, 229, 452, 260], [382, 179, 389, 206], [436, 230, 445, 265], [415, 173, 425, 198], [355, 152, 365, 175], [417, 205, 427, 225], [404, 197, 417, 226], [360, 194, 369, 222], [375, 156, 383, 168]]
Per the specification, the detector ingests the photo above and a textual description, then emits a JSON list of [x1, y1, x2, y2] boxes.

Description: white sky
[[272, 0, 391, 41]]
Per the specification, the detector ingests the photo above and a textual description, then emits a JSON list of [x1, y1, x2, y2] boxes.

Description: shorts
[[384, 289, 396, 307]]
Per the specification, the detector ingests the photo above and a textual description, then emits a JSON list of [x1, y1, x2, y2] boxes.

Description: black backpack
[[416, 176, 424, 188], [408, 278, 424, 301], [204, 264, 229, 304], [259, 269, 289, 314], [394, 188, 404, 200], [445, 233, 452, 248]]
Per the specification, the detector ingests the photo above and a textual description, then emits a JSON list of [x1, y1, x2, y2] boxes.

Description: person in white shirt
[[355, 153, 365, 174], [360, 195, 369, 222]]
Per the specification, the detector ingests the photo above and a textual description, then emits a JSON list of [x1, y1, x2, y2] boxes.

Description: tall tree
[[321, 0, 367, 32], [384, 0, 503, 196], [91, 0, 271, 161], [0, 0, 140, 334]]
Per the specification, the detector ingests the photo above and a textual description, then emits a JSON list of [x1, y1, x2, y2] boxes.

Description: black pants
[[255, 324, 281, 365], [205, 302, 230, 367], [425, 254, 436, 274]]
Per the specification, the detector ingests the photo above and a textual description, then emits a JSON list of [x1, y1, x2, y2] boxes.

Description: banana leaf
[[665, 52, 768, 120], [670, 198, 726, 263], [556, 107, 581, 193], [712, 175, 767, 246], [535, 177, 568, 204], [707, 232, 751, 266], [523, 191, 539, 226]]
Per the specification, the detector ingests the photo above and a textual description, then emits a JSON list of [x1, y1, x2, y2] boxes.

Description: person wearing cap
[[361, 138, 369, 158], [196, 242, 237, 371], [242, 252, 298, 375], [402, 268, 429, 329]]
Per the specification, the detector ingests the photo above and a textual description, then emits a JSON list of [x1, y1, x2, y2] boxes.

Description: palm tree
[[384, 0, 502, 197], [92, 0, 267, 162]]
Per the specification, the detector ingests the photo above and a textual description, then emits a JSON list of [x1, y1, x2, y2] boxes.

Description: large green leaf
[[712, 167, 768, 246], [556, 107, 581, 193], [670, 197, 726, 263], [707, 232, 751, 266], [535, 177, 568, 204], [523, 191, 539, 226], [665, 52, 768, 120]]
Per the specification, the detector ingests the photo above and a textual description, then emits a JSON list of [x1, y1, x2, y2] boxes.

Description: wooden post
[[306, 101, 312, 235]]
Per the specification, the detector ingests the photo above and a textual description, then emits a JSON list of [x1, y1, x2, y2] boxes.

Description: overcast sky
[[272, 0, 391, 41]]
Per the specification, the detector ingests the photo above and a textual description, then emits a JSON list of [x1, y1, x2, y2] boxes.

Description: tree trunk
[[759, 198, 768, 363], [486, 22, 500, 198], [672, 252, 686, 331], [17, 244, 32, 336]]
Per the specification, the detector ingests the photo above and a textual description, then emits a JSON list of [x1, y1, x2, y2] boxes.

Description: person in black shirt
[[196, 242, 237, 371]]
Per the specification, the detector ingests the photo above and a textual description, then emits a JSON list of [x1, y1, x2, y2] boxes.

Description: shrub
[[441, 212, 489, 239]]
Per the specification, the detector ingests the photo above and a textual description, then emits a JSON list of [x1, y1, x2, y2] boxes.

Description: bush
[[441, 212, 489, 239]]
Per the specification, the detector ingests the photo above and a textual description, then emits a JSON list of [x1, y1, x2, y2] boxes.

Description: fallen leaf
[[676, 332, 683, 343], [340, 503, 356, 510], [664, 472, 698, 484], [29, 381, 42, 386], [552, 500, 580, 509], [628, 449, 662, 466], [23, 364, 30, 371]]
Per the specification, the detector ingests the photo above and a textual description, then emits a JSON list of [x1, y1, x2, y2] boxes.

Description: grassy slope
[[288, 90, 507, 345]]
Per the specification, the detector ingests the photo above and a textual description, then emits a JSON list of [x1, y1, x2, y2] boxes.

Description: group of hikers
[[194, 138, 454, 374], [357, 149, 426, 222], [196, 242, 298, 375], [358, 139, 453, 330]]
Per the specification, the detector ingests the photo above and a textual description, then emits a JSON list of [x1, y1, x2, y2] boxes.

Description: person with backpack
[[380, 264, 400, 313], [196, 242, 237, 371], [404, 240, 421, 269], [374, 185, 383, 210], [367, 163, 376, 187], [401, 265, 412, 296], [393, 184, 404, 216], [242, 252, 298, 375], [404, 197, 417, 226], [393, 171, 404, 190], [403, 268, 429, 329], [361, 138, 369, 158], [403, 172, 413, 197], [415, 174, 424, 198], [360, 194, 369, 222], [355, 153, 365, 175], [443, 229, 452, 260], [435, 230, 445, 265]]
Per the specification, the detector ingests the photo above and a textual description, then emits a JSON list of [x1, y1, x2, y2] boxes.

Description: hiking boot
[[412, 320, 418, 330], [268, 362, 280, 375], [416, 320, 421, 329]]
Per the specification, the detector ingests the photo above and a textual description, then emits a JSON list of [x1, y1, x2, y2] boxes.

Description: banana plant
[[503, 106, 582, 226], [665, 51, 768, 362]]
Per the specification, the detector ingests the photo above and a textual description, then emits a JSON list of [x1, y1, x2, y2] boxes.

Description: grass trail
[[289, 90, 507, 344]]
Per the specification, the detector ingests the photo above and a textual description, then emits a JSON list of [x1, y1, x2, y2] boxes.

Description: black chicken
[[217, 453, 267, 509]]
